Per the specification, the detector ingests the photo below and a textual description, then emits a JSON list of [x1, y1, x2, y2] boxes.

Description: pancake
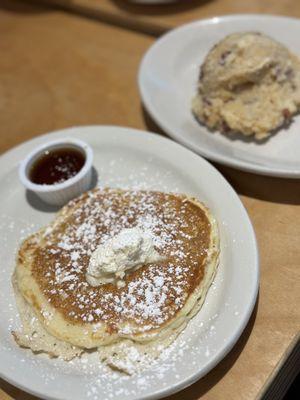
[[12, 272, 83, 361], [13, 188, 219, 372]]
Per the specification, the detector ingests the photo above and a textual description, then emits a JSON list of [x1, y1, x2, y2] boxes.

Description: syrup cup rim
[[19, 138, 93, 193]]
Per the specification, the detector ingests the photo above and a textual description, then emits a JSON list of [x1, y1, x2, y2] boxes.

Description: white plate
[[0, 126, 259, 400], [139, 15, 300, 178]]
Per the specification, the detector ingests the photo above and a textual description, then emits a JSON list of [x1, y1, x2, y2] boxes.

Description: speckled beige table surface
[[0, 1, 299, 399]]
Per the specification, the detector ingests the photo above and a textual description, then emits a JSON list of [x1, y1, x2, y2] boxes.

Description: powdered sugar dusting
[[31, 188, 210, 332], [0, 191, 224, 399]]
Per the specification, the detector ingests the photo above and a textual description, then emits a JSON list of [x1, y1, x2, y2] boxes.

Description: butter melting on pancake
[[14, 188, 219, 368]]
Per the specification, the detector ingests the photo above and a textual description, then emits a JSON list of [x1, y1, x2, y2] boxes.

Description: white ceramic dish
[[0, 126, 259, 400], [139, 15, 300, 178], [18, 138, 93, 206]]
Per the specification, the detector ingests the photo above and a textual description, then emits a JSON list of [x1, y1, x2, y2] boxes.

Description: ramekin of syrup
[[19, 138, 93, 206], [30, 148, 85, 185]]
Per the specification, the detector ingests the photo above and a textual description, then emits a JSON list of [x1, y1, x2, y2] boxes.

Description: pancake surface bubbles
[[14, 188, 219, 367]]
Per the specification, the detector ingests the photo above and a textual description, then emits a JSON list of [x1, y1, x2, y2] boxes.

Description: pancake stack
[[13, 188, 219, 373]]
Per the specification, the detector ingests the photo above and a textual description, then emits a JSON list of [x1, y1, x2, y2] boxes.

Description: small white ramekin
[[19, 138, 93, 207]]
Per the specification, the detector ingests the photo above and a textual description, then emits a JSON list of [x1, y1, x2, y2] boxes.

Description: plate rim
[[138, 14, 300, 178], [0, 125, 259, 400]]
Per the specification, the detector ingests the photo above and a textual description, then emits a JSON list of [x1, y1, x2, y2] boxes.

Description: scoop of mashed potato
[[192, 32, 300, 139]]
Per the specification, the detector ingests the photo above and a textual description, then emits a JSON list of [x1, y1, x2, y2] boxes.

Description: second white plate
[[139, 15, 300, 178]]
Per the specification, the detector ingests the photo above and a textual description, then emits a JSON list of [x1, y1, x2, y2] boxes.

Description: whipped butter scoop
[[86, 227, 162, 287]]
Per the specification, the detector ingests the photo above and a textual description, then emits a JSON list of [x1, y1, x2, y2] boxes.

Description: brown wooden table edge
[[0, 387, 13, 400], [257, 332, 300, 399]]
